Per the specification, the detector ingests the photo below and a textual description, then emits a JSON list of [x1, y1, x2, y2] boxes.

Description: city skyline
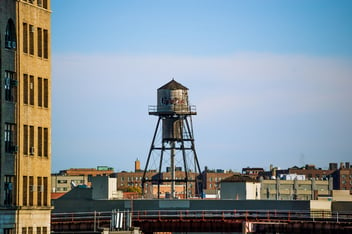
[[51, 1, 352, 173]]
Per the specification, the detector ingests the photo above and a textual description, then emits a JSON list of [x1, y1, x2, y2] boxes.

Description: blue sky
[[51, 1, 352, 173]]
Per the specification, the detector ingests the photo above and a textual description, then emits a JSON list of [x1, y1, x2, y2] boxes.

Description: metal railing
[[133, 209, 352, 223], [52, 209, 352, 224], [148, 105, 196, 114]]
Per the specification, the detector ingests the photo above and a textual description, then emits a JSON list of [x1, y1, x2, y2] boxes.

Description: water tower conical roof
[[158, 79, 188, 90]]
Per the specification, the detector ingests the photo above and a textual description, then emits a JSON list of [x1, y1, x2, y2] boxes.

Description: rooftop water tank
[[157, 79, 189, 114]]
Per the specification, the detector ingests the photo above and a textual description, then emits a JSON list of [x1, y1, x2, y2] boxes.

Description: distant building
[[331, 162, 352, 193], [260, 177, 333, 200], [242, 167, 264, 179], [220, 175, 261, 200], [202, 167, 237, 191], [51, 166, 115, 197], [51, 174, 87, 193], [91, 176, 122, 200], [116, 170, 200, 198], [219, 175, 333, 200], [287, 165, 334, 181], [58, 166, 114, 184], [279, 174, 305, 180], [260, 164, 335, 181]]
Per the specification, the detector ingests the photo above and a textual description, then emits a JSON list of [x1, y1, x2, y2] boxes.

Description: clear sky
[[51, 0, 352, 173]]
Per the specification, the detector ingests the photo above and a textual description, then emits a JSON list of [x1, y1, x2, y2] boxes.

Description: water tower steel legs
[[142, 117, 161, 198], [170, 141, 176, 199], [142, 115, 203, 199]]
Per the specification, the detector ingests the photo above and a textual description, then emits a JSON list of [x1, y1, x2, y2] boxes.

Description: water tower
[[142, 79, 203, 199]]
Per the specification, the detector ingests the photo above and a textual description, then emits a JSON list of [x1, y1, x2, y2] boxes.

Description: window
[[4, 228, 14, 234], [30, 75, 34, 105], [23, 176, 28, 206], [43, 29, 48, 59], [23, 74, 28, 104], [37, 177, 42, 206], [23, 125, 28, 155], [43, 227, 48, 234], [43, 177, 48, 206], [44, 78, 49, 107], [37, 227, 41, 234], [28, 227, 33, 234], [37, 28, 42, 57], [23, 23, 28, 53], [29, 126, 34, 155], [29, 176, 34, 206], [38, 78, 42, 106], [43, 0, 48, 8], [5, 71, 17, 102], [22, 227, 27, 234], [44, 128, 48, 157], [38, 78, 49, 108], [5, 123, 16, 153], [4, 175, 14, 206], [5, 19, 16, 49], [38, 127, 43, 156], [29, 25, 34, 55]]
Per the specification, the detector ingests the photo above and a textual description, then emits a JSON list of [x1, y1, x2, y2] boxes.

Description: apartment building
[[0, 0, 51, 232], [51, 166, 114, 191], [331, 162, 352, 193], [220, 175, 332, 200], [51, 174, 87, 193]]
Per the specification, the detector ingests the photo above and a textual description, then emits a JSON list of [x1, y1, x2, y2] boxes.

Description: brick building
[[242, 167, 265, 179], [331, 162, 352, 194], [202, 168, 237, 191], [52, 166, 114, 188]]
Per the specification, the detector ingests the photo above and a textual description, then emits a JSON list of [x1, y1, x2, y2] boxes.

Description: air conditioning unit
[[6, 41, 12, 48], [38, 185, 44, 192], [30, 185, 36, 192], [12, 41, 16, 49], [30, 146, 35, 155]]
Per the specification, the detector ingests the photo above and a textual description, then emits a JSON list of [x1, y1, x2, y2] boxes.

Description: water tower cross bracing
[[142, 79, 203, 199]]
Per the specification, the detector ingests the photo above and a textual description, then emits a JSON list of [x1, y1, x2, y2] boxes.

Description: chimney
[[329, 163, 337, 171], [340, 162, 345, 169], [135, 159, 141, 172]]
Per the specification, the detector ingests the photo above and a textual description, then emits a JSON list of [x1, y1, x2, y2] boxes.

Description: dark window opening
[[37, 28, 42, 57], [29, 75, 34, 105], [5, 19, 16, 49], [5, 71, 17, 102], [38, 77, 43, 106], [38, 127, 43, 156], [43, 29, 48, 59], [4, 175, 14, 206], [23, 22, 28, 53], [23, 74, 28, 104], [29, 25, 34, 55], [44, 78, 49, 107], [23, 125, 28, 155], [5, 123, 16, 153]]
